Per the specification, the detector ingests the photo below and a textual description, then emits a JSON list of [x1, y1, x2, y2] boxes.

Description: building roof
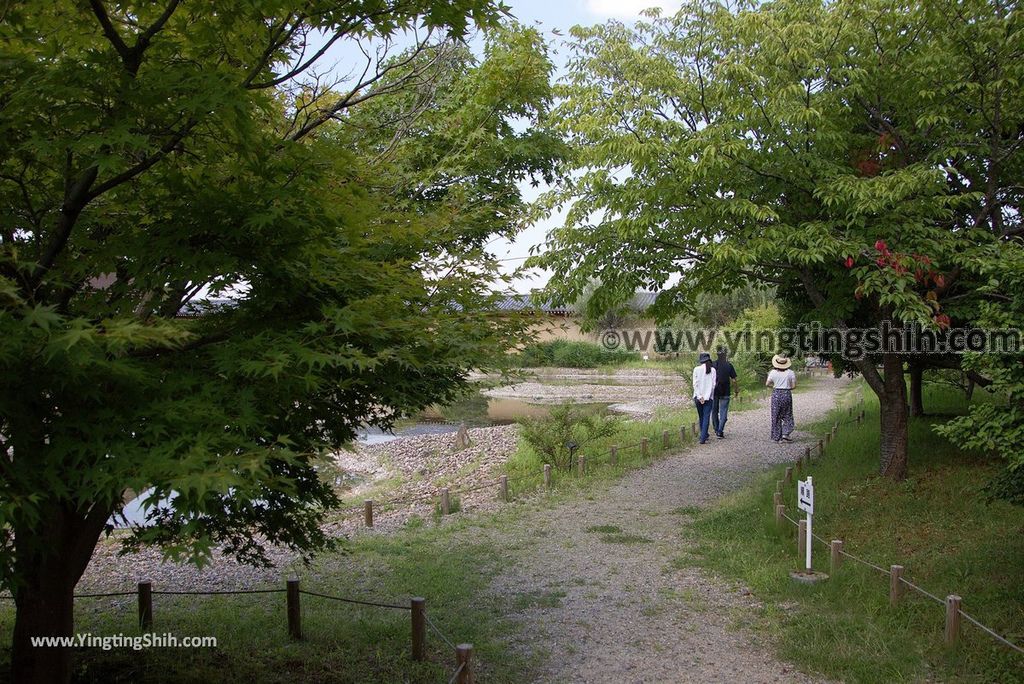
[[494, 291, 658, 315]]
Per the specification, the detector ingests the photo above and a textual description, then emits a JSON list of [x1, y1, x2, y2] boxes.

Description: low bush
[[510, 340, 636, 368]]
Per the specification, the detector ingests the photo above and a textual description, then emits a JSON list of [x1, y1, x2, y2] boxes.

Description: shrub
[[511, 340, 635, 368], [516, 402, 622, 470]]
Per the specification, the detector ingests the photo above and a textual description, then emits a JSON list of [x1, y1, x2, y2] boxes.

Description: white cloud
[[584, 0, 680, 19]]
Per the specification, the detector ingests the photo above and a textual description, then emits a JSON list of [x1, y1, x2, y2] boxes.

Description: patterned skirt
[[770, 388, 795, 441]]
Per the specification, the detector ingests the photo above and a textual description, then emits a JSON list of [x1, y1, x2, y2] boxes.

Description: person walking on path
[[692, 352, 717, 444], [766, 354, 797, 442], [711, 348, 738, 439]]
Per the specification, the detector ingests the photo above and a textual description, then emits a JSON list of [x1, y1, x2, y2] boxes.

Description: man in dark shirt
[[712, 348, 739, 438]]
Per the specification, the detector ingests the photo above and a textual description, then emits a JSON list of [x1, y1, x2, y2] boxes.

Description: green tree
[[531, 0, 1023, 481], [0, 3, 560, 682]]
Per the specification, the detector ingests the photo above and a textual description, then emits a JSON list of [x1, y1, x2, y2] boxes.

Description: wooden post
[[818, 439, 824, 457], [641, 438, 649, 459], [499, 475, 509, 502], [691, 422, 697, 437], [411, 597, 426, 662], [890, 565, 904, 605], [364, 499, 373, 528], [578, 455, 586, 476], [287, 579, 301, 640], [456, 643, 474, 684], [945, 595, 962, 646], [797, 520, 807, 559], [610, 445, 618, 467], [680, 426, 687, 442], [784, 466, 793, 484], [662, 429, 670, 449], [795, 457, 802, 474], [775, 504, 785, 528], [543, 464, 552, 490], [138, 581, 152, 630], [825, 431, 831, 446], [804, 446, 811, 463], [773, 491, 782, 508], [830, 540, 843, 574], [441, 488, 451, 516], [776, 479, 783, 493]]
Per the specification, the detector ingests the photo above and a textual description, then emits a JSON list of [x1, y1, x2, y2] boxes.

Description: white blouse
[[767, 369, 797, 390]]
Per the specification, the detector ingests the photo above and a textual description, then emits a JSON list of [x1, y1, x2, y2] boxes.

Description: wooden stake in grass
[[775, 504, 786, 528], [287, 579, 301, 640], [795, 457, 802, 474], [499, 475, 509, 502], [411, 597, 426, 662], [641, 438, 649, 459], [776, 479, 783, 494], [691, 422, 697, 437], [890, 565, 904, 605], [830, 540, 843, 574], [945, 595, 962, 646], [784, 466, 793, 484], [364, 499, 373, 528], [773, 491, 782, 508], [441, 488, 451, 516], [543, 464, 552, 490], [456, 643, 474, 684], [610, 445, 618, 467], [578, 455, 586, 477], [804, 446, 811, 463], [680, 426, 687, 443], [662, 429, 670, 449], [138, 581, 152, 630], [818, 439, 824, 458]]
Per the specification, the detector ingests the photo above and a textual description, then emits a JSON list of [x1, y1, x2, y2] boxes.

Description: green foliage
[[510, 339, 636, 368], [516, 402, 622, 470], [0, 0, 560, 639], [687, 384, 1024, 682]]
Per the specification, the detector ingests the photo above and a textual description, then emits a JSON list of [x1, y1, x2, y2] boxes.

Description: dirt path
[[484, 376, 850, 683]]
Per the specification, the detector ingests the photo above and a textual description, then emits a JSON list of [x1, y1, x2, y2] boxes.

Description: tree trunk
[[11, 503, 109, 684], [878, 353, 909, 480], [909, 362, 924, 417]]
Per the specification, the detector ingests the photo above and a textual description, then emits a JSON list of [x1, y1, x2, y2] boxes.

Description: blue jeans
[[694, 398, 713, 443], [712, 395, 731, 436]]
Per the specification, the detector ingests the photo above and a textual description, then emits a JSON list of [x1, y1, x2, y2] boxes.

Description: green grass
[[0, 518, 537, 684], [684, 383, 1024, 683]]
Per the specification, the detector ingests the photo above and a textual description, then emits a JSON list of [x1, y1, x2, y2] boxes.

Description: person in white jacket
[[692, 352, 717, 444]]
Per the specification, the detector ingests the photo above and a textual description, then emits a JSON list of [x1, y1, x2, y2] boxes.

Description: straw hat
[[772, 354, 792, 370]]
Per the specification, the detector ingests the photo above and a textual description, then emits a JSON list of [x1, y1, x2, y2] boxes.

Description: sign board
[[797, 477, 814, 515]]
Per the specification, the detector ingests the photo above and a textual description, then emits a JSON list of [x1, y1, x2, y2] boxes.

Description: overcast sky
[[317, 0, 679, 292]]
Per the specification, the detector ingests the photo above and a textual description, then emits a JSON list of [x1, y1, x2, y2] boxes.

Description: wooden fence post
[[890, 565, 904, 605], [411, 597, 426, 662], [773, 491, 782, 508], [662, 429, 670, 449], [641, 438, 649, 459], [797, 520, 807, 558], [825, 431, 831, 446], [818, 439, 824, 457], [610, 446, 618, 467], [578, 455, 586, 477], [441, 488, 451, 516], [776, 479, 783, 493], [543, 464, 552, 490], [830, 540, 843, 574], [364, 500, 373, 528], [456, 643, 474, 684], [138, 581, 152, 630], [775, 504, 785, 528], [784, 466, 793, 484], [499, 476, 509, 502], [691, 422, 697, 437], [804, 446, 811, 463], [945, 595, 962, 646], [287, 579, 301, 640], [795, 457, 803, 474], [680, 426, 687, 443]]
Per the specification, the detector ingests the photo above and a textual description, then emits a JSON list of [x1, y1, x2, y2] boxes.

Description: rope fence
[[774, 399, 1024, 657]]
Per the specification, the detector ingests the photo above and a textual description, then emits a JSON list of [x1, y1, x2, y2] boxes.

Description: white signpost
[[797, 476, 814, 571]]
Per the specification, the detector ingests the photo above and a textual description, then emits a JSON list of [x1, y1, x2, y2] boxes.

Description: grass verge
[[683, 383, 1024, 683]]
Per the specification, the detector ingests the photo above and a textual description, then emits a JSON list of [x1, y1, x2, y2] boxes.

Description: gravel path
[[480, 376, 850, 683]]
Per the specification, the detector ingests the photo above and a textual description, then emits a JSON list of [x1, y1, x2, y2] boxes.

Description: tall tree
[[0, 3, 560, 682], [531, 0, 1024, 480]]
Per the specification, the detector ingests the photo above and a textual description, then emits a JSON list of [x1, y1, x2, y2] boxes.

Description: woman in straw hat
[[766, 354, 797, 442]]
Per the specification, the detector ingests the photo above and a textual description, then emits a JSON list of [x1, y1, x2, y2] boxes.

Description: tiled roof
[[494, 291, 658, 315]]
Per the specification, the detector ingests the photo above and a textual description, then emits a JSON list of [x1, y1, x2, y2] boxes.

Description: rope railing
[[775, 405, 1024, 657], [298, 589, 410, 611], [447, 662, 466, 684]]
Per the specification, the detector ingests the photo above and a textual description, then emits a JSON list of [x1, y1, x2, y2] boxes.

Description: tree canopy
[[530, 0, 1024, 480], [0, 2, 559, 681]]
